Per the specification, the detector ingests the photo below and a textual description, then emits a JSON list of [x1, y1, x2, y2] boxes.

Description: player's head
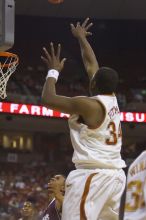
[[89, 67, 119, 96], [21, 201, 35, 217], [48, 174, 66, 194]]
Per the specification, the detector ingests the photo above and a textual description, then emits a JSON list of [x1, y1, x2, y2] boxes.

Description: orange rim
[[0, 52, 19, 68]]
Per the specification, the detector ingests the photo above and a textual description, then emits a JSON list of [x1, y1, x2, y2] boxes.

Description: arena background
[[0, 0, 146, 219]]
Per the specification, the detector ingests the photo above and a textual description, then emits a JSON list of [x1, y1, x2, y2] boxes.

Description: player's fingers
[[50, 42, 55, 57], [61, 58, 67, 65], [86, 32, 92, 36], [43, 47, 51, 61], [76, 22, 80, 27], [57, 44, 61, 59], [70, 23, 75, 30], [85, 23, 93, 31], [41, 56, 49, 65], [82, 17, 90, 28]]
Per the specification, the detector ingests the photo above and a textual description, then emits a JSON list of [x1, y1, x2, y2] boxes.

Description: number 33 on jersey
[[124, 151, 146, 220]]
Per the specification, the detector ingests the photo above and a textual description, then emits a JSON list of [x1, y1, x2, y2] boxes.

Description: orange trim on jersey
[[80, 173, 98, 220]]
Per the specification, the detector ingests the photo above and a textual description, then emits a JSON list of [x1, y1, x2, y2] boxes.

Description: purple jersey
[[41, 198, 61, 220]]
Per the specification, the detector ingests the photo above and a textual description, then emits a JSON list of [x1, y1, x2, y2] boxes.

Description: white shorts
[[62, 168, 126, 220]]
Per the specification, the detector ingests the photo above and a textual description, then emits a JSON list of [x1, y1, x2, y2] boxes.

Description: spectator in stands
[[19, 200, 38, 220]]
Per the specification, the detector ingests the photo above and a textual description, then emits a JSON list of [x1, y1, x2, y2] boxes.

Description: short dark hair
[[90, 67, 119, 95]]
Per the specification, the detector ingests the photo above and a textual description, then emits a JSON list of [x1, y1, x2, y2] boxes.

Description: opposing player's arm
[[70, 18, 99, 80]]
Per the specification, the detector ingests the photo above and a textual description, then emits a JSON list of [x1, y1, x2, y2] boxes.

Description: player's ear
[[61, 185, 65, 194]]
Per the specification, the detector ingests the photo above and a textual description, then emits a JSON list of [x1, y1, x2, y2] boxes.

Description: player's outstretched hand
[[70, 17, 93, 39], [41, 42, 66, 72]]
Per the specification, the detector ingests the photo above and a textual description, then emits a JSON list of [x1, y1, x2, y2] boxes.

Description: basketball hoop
[[0, 52, 19, 99]]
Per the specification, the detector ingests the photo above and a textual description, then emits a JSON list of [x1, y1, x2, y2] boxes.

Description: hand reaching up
[[41, 42, 66, 72], [70, 17, 93, 39]]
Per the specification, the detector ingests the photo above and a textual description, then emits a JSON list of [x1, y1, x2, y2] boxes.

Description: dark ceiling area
[[13, 16, 146, 84], [16, 0, 146, 20], [11, 0, 146, 87]]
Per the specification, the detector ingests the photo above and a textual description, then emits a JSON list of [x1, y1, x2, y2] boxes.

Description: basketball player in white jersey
[[41, 18, 126, 220], [123, 151, 146, 220]]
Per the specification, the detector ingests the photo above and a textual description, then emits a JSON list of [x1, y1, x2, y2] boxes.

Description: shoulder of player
[[72, 95, 96, 104], [71, 96, 103, 114]]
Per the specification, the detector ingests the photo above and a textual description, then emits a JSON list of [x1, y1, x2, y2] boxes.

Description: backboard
[[0, 0, 15, 51]]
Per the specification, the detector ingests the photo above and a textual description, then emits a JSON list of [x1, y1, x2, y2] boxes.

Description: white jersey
[[124, 151, 146, 220], [68, 95, 126, 169]]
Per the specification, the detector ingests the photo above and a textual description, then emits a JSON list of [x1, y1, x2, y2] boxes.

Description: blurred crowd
[[4, 68, 146, 112], [0, 138, 145, 219], [0, 162, 63, 220]]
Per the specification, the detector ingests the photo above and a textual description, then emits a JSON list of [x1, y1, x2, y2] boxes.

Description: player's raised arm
[[70, 18, 99, 81], [41, 42, 99, 121], [41, 42, 68, 111]]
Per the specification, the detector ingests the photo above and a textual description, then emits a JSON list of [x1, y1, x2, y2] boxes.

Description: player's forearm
[[78, 36, 99, 80], [42, 78, 56, 106]]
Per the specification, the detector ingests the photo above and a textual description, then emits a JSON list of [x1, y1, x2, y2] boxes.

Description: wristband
[[46, 69, 59, 82]]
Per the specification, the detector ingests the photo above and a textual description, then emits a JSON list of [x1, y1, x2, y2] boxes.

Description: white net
[[0, 53, 18, 99]]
